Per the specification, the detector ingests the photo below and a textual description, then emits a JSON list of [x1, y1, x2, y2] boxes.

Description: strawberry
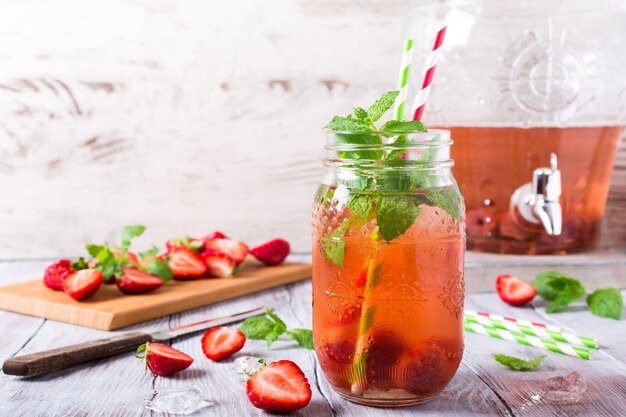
[[137, 342, 193, 377], [43, 259, 74, 290], [201, 326, 246, 360], [246, 360, 312, 412], [204, 238, 249, 266], [201, 252, 236, 277], [496, 274, 537, 305], [397, 342, 452, 396], [250, 239, 290, 266], [203, 231, 228, 240], [116, 267, 163, 294], [63, 269, 103, 300], [165, 237, 205, 254], [168, 247, 208, 279]]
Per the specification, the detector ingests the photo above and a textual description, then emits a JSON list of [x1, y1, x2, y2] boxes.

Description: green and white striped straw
[[393, 39, 415, 121], [464, 309, 598, 349], [464, 321, 591, 360]]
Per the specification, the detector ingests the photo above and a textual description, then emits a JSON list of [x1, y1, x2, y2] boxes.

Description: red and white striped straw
[[411, 25, 447, 121]]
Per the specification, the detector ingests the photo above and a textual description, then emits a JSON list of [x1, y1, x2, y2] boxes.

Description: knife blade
[[3, 306, 267, 377]]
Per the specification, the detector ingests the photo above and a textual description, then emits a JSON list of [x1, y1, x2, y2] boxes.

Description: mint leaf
[[265, 308, 287, 348], [353, 107, 369, 120], [139, 246, 160, 260], [426, 188, 462, 222], [121, 225, 145, 251], [324, 116, 372, 132], [146, 259, 173, 283], [367, 91, 399, 122], [587, 288, 623, 320], [287, 329, 314, 350], [380, 120, 426, 136], [323, 222, 347, 267], [492, 354, 546, 371], [239, 316, 275, 339], [347, 194, 373, 220], [86, 244, 105, 258], [532, 271, 586, 312], [375, 194, 420, 241]]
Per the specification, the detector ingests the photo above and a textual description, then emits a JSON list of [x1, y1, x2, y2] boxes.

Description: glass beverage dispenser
[[408, 0, 626, 254]]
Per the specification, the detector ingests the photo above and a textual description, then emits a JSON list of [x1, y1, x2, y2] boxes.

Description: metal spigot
[[510, 153, 563, 235]]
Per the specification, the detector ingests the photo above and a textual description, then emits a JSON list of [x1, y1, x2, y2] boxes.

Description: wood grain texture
[[0, 260, 310, 330], [0, 0, 622, 259], [1, 259, 625, 416]]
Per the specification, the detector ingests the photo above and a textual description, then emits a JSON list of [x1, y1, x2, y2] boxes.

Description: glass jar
[[405, 0, 626, 254], [312, 129, 465, 406]]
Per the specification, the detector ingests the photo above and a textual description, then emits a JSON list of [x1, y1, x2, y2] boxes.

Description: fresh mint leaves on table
[[532, 271, 586, 313], [532, 271, 624, 319], [87, 225, 173, 283], [322, 90, 462, 266], [239, 308, 314, 350], [492, 354, 546, 371], [587, 287, 624, 320]]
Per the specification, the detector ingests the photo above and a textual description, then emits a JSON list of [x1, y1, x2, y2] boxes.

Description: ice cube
[[540, 372, 587, 404], [144, 386, 213, 415], [234, 356, 263, 378]]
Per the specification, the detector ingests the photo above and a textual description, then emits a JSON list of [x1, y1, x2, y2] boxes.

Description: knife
[[2, 306, 266, 377]]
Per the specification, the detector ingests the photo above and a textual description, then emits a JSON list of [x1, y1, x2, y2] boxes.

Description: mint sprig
[[238, 308, 314, 350], [532, 271, 586, 313], [587, 288, 623, 320], [492, 354, 546, 371], [87, 225, 173, 283]]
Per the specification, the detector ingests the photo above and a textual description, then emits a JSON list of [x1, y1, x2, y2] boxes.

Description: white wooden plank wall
[[0, 0, 624, 258]]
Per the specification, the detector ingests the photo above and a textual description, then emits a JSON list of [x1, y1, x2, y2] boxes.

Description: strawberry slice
[[43, 259, 74, 290], [138, 342, 193, 377], [201, 326, 246, 360], [201, 252, 236, 277], [246, 360, 312, 412], [496, 274, 537, 305], [63, 269, 103, 300], [165, 237, 205, 253], [250, 239, 290, 266], [168, 247, 208, 279], [116, 267, 163, 294], [204, 238, 249, 265]]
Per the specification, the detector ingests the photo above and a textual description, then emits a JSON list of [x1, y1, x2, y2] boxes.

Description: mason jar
[[312, 129, 465, 406]]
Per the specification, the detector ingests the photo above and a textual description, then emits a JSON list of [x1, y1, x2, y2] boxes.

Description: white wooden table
[[1, 252, 625, 417]]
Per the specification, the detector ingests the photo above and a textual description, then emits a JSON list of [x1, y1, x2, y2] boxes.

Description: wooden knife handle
[[2, 332, 152, 377]]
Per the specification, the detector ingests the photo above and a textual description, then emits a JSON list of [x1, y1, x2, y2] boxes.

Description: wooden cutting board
[[0, 260, 311, 331]]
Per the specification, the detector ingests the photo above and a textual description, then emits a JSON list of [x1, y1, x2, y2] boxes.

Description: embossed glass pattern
[[312, 130, 465, 406]]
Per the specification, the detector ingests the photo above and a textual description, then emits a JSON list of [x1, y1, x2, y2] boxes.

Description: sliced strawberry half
[[63, 269, 103, 300], [496, 274, 537, 306], [116, 267, 164, 294], [201, 252, 236, 277], [201, 326, 246, 361], [138, 342, 193, 377], [43, 259, 74, 291], [165, 237, 205, 254], [204, 238, 249, 265], [168, 247, 208, 279], [246, 360, 312, 412], [250, 239, 290, 266]]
